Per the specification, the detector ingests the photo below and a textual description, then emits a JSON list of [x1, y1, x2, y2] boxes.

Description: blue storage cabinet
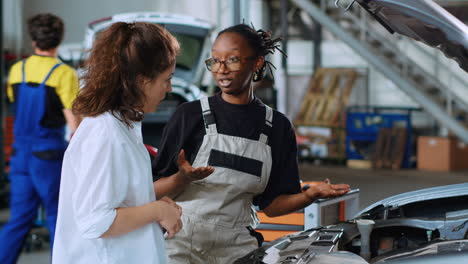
[[345, 106, 415, 168]]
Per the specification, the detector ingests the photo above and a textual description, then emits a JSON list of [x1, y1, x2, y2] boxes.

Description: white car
[[81, 12, 214, 145], [83, 12, 213, 120]]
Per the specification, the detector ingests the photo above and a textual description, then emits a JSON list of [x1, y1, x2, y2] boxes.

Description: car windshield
[[173, 33, 203, 72], [91, 30, 203, 68]]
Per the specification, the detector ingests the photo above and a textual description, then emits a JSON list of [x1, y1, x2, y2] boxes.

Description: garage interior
[[0, 0, 467, 263]]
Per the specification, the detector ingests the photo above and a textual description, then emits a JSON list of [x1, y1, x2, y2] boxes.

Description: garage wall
[[4, 0, 465, 130], [284, 39, 468, 128], [4, 0, 268, 53], [4, 0, 225, 52], [23, 0, 161, 45], [3, 0, 24, 54]]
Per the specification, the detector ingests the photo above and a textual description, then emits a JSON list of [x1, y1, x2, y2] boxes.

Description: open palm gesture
[[304, 179, 350, 200], [177, 149, 215, 182]]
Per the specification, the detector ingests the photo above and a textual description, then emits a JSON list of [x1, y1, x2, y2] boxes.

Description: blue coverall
[[0, 61, 67, 264]]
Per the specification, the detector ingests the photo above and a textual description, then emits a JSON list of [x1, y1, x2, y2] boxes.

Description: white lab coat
[[52, 112, 166, 264]]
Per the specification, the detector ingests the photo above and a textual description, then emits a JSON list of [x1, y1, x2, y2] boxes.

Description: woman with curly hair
[[152, 23, 350, 263], [52, 22, 213, 264]]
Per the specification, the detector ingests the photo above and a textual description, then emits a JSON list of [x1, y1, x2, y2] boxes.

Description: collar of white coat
[[131, 121, 143, 143], [106, 111, 144, 144]]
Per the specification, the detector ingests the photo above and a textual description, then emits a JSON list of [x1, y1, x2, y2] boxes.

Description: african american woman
[[153, 23, 350, 263]]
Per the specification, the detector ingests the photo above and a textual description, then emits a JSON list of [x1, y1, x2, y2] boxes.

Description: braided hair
[[218, 24, 286, 82]]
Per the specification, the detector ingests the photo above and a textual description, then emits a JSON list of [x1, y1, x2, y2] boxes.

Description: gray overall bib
[[166, 97, 273, 263]]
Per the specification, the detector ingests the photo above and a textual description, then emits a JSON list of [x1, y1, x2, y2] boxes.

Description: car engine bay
[[237, 194, 468, 263]]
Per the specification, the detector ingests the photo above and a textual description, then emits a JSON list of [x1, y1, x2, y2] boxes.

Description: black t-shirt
[[152, 93, 301, 210]]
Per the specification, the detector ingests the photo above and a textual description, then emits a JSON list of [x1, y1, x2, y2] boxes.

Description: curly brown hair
[[73, 22, 180, 127], [27, 13, 64, 50]]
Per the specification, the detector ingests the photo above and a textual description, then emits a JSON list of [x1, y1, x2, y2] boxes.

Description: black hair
[[218, 23, 286, 82], [27, 13, 64, 50]]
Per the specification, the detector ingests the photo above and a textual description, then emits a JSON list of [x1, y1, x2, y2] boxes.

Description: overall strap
[[41, 63, 63, 85], [259, 105, 273, 144], [21, 59, 27, 84], [200, 97, 218, 135]]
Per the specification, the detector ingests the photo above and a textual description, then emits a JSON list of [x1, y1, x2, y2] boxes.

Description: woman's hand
[[153, 151, 215, 198], [154, 198, 183, 239], [177, 149, 215, 182], [304, 179, 350, 201], [159, 196, 182, 214]]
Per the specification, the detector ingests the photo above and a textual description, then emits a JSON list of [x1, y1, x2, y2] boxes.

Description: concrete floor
[[4, 163, 467, 264], [299, 163, 468, 210]]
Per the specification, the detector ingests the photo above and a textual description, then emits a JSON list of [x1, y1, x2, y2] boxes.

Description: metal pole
[[233, 0, 241, 25], [280, 0, 288, 69], [312, 21, 322, 71], [241, 0, 250, 24], [0, 0, 5, 180], [280, 0, 289, 115]]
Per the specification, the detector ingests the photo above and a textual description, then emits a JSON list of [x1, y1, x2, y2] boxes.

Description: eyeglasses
[[205, 56, 256, 73]]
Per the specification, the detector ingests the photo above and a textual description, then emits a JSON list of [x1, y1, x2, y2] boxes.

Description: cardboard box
[[417, 136, 468, 171], [347, 159, 372, 169]]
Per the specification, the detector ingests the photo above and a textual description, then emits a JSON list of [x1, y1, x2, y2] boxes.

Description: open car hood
[[357, 183, 468, 217], [373, 239, 468, 263], [355, 0, 468, 72], [237, 183, 468, 263]]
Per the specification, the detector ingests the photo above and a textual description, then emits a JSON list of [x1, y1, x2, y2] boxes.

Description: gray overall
[[166, 97, 273, 263]]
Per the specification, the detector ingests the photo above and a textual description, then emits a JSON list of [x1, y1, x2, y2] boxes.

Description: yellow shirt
[[7, 55, 79, 109]]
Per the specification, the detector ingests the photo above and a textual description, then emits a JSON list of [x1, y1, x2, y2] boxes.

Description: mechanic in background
[[153, 23, 351, 263], [0, 13, 81, 264]]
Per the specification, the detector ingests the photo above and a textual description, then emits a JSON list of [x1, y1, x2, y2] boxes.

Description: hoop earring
[[253, 71, 259, 82]]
